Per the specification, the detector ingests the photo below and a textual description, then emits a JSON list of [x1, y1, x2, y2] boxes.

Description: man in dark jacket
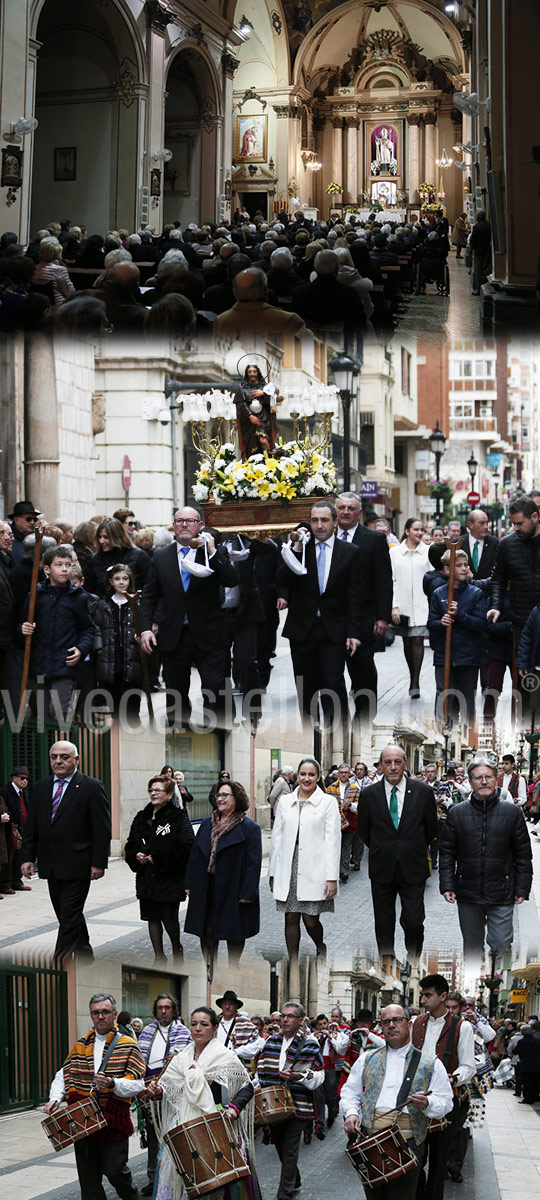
[[335, 493, 392, 719], [489, 497, 540, 713], [19, 545, 95, 716], [427, 548, 488, 722], [21, 740, 111, 960], [290, 250, 365, 329], [140, 507, 238, 728], [8, 499, 41, 565], [439, 758, 533, 967]]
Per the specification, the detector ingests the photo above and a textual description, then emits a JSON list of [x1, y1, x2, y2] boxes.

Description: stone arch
[[29, 0, 146, 235], [164, 42, 223, 224]]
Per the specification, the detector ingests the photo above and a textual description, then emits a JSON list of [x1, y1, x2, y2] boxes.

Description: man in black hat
[[215, 990, 264, 1059], [0, 765, 32, 892], [8, 501, 41, 566]]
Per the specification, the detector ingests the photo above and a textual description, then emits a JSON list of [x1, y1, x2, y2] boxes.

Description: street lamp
[[491, 466, 500, 535], [442, 721, 452, 771], [467, 449, 478, 493], [401, 961, 412, 1008], [429, 421, 446, 521], [329, 351, 360, 492]]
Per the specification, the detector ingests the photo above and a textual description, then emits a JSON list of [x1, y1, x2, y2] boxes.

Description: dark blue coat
[[184, 816, 262, 942], [516, 605, 540, 673], [475, 578, 513, 664], [19, 579, 95, 680], [428, 581, 488, 666]]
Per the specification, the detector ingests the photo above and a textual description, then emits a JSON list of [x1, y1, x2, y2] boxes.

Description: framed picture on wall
[[235, 114, 267, 163], [150, 168, 161, 197], [1, 145, 23, 188], [54, 147, 76, 181]]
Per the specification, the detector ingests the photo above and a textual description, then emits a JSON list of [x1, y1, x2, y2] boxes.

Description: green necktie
[[472, 540, 479, 571], [390, 786, 399, 829]]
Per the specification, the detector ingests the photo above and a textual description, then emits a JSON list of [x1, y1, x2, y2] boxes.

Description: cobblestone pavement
[[1, 1102, 501, 1200]]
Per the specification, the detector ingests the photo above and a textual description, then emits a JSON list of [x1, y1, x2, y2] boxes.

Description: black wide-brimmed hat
[[7, 500, 41, 519], [216, 990, 243, 1009]]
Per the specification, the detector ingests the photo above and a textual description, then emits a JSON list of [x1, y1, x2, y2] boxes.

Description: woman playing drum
[[148, 1006, 261, 1200]]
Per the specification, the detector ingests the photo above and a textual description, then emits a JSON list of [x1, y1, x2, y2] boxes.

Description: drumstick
[[392, 1089, 432, 1113]]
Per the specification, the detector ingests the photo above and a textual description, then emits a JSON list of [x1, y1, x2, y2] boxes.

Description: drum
[[346, 1124, 418, 1189], [42, 1097, 107, 1152], [428, 1117, 449, 1133], [254, 1085, 295, 1127], [164, 1111, 250, 1199]]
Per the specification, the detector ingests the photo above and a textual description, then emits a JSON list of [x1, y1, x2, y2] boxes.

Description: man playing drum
[[137, 994, 192, 1196], [257, 1002, 324, 1200], [341, 1004, 453, 1199], [43, 991, 145, 1199]]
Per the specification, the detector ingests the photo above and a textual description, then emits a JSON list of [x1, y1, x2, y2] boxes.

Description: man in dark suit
[[277, 500, 363, 726], [464, 509, 498, 579], [356, 744, 438, 958], [140, 506, 238, 728], [21, 741, 111, 961], [336, 493, 393, 717], [0, 764, 32, 892]]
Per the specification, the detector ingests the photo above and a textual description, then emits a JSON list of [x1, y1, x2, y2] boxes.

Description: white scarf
[[154, 1039, 253, 1200]]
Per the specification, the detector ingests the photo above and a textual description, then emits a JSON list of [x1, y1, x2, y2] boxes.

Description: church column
[[145, 5, 169, 232], [288, 105, 302, 194], [273, 105, 291, 212], [331, 119, 343, 191], [424, 113, 437, 185], [407, 114, 420, 202], [357, 121, 364, 202], [24, 335, 59, 518], [313, 114, 326, 215], [221, 52, 240, 223], [345, 119, 359, 205]]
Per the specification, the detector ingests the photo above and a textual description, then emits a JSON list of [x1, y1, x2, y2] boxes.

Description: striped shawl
[[62, 1025, 145, 1141], [258, 1033, 323, 1120]]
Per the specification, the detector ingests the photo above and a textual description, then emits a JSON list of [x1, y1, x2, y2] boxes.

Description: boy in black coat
[[19, 545, 94, 716]]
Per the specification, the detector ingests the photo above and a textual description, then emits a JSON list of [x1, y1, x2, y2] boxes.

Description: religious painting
[[235, 115, 267, 163], [370, 125, 398, 175], [1, 145, 23, 187], [54, 146, 76, 181], [371, 180, 398, 207], [150, 168, 161, 197]]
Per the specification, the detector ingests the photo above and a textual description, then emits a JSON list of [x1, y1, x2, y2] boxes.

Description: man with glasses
[[43, 991, 145, 1200], [440, 757, 533, 968], [257, 1002, 324, 1200], [141, 505, 238, 728], [341, 1004, 453, 1200], [7, 499, 41, 565], [137, 993, 191, 1195]]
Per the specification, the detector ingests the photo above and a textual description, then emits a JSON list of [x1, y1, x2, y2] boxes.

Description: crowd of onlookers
[[0, 204, 492, 338]]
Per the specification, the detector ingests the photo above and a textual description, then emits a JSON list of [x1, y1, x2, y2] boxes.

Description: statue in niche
[[375, 127, 394, 166]]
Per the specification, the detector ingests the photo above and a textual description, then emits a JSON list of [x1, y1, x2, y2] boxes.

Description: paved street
[[1, 1083, 534, 1200]]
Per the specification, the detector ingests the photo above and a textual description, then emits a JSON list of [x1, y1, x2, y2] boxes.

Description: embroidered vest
[[361, 1045, 435, 1145], [411, 1012, 462, 1078]]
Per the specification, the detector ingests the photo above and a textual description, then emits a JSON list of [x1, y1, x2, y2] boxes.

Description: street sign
[[511, 989, 527, 1004], [420, 498, 438, 514], [361, 481, 378, 498], [534, 977, 540, 996], [122, 455, 132, 493], [467, 490, 480, 506]]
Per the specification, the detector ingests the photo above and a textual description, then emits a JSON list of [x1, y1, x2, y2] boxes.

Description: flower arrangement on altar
[[418, 182, 436, 198], [326, 180, 343, 194], [193, 440, 337, 505], [371, 158, 398, 176]]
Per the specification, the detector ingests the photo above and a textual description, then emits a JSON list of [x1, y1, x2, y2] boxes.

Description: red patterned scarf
[[208, 810, 244, 874]]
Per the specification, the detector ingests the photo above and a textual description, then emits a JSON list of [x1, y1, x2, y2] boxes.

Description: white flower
[[192, 483, 209, 501], [304, 474, 327, 494], [214, 457, 225, 470]]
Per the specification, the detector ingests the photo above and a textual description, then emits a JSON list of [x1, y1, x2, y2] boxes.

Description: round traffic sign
[[122, 454, 132, 492], [467, 490, 480, 506]]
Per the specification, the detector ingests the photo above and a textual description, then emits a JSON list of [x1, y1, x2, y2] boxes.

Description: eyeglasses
[[174, 518, 199, 526], [216, 791, 233, 799], [91, 1009, 114, 1017], [380, 1017, 408, 1027], [149, 788, 166, 795]]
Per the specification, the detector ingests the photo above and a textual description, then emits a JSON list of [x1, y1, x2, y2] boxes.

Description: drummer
[[257, 1002, 324, 1200], [137, 994, 192, 1197], [43, 991, 145, 1200], [341, 1004, 453, 1200], [147, 1005, 260, 1200]]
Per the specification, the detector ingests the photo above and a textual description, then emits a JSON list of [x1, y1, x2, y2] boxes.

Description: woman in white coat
[[389, 517, 430, 699], [268, 757, 341, 960]]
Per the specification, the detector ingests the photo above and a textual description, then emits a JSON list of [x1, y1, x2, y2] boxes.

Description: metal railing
[[0, 964, 68, 1111], [0, 718, 112, 794]]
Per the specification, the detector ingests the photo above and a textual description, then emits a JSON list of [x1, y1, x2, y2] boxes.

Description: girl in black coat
[[184, 779, 262, 971], [125, 775, 194, 966], [92, 562, 142, 719]]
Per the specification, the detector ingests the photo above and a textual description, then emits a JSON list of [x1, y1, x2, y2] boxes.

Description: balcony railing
[[450, 417, 497, 433]]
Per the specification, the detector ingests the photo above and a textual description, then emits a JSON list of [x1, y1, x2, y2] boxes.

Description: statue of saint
[[234, 364, 277, 459], [375, 127, 394, 167]]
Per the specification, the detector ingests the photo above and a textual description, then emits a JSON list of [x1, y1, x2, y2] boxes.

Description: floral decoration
[[326, 180, 343, 194], [193, 441, 337, 504]]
